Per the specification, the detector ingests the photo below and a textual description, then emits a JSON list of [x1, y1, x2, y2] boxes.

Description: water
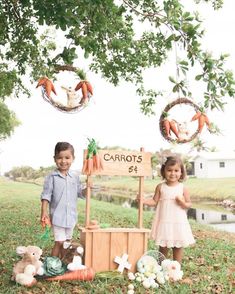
[[187, 207, 235, 234], [92, 189, 235, 234]]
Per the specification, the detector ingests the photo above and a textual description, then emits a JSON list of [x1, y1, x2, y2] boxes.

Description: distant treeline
[[4, 165, 55, 181]]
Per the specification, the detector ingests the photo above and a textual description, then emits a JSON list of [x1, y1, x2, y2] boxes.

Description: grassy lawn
[[0, 178, 234, 293]]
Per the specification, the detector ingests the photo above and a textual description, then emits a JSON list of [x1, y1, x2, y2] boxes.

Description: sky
[[1, 1, 235, 174]]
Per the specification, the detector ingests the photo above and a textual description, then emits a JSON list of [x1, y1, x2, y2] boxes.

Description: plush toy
[[62, 241, 86, 271], [12, 245, 44, 286], [15, 264, 37, 287], [176, 121, 190, 141]]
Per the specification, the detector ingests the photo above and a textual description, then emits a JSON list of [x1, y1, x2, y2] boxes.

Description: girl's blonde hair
[[160, 156, 186, 182]]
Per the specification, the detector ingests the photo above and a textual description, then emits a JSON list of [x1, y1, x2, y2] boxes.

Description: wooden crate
[[79, 227, 150, 272]]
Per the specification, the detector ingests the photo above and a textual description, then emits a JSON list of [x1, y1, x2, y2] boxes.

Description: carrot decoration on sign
[[82, 138, 103, 175]]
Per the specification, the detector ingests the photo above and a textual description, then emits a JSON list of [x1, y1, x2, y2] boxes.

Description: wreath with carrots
[[159, 98, 212, 144], [36, 65, 93, 113]]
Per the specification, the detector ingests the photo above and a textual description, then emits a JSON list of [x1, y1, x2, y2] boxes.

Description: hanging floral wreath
[[36, 65, 93, 113], [159, 98, 212, 144]]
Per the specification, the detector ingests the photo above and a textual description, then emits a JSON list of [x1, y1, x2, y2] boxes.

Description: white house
[[188, 208, 235, 224], [190, 152, 235, 178]]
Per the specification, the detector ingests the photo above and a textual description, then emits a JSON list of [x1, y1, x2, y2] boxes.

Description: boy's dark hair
[[160, 156, 186, 181], [54, 142, 75, 157]]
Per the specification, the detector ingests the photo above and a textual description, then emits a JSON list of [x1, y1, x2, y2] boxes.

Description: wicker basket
[[159, 98, 200, 143]]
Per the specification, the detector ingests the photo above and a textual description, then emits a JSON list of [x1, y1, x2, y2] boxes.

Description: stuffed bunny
[[12, 245, 44, 286]]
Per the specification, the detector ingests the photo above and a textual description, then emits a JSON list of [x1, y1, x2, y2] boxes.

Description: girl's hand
[[175, 195, 186, 208]]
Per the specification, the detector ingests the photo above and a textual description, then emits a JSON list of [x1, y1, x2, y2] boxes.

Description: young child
[[40, 142, 85, 258], [142, 155, 195, 263]]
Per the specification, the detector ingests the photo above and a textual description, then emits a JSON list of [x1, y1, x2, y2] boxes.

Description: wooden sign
[[86, 149, 152, 177]]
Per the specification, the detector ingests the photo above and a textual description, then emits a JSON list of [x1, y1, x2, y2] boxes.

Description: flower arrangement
[[127, 256, 183, 293]]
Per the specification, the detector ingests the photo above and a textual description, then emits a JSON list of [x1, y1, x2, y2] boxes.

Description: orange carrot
[[92, 154, 98, 171], [44, 79, 57, 98], [36, 77, 48, 88], [203, 114, 210, 127], [46, 268, 95, 281], [87, 158, 93, 175], [75, 81, 83, 91], [191, 111, 201, 121], [162, 119, 171, 137], [169, 120, 179, 138], [81, 82, 88, 99], [198, 114, 206, 133], [85, 81, 93, 95], [82, 159, 88, 174]]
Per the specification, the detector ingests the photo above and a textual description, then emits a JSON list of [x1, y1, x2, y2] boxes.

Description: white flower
[[142, 279, 151, 289], [152, 264, 162, 274], [128, 284, 134, 290], [158, 156, 168, 165], [156, 271, 165, 284], [151, 281, 159, 289], [128, 272, 135, 281]]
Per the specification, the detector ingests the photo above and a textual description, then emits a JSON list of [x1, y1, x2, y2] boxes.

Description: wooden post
[[85, 175, 92, 227], [138, 147, 144, 228]]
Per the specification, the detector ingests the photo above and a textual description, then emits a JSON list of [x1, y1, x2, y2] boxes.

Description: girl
[[40, 142, 85, 258], [142, 155, 195, 263]]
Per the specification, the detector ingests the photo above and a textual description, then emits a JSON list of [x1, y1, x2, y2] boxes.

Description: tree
[[0, 0, 234, 132], [0, 101, 20, 140]]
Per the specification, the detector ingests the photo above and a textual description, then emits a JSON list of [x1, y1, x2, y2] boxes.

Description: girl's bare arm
[[142, 184, 161, 207]]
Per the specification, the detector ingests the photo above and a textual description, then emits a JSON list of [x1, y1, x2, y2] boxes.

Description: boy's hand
[[41, 215, 51, 228]]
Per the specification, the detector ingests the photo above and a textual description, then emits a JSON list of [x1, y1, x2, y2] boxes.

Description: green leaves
[[0, 0, 234, 121]]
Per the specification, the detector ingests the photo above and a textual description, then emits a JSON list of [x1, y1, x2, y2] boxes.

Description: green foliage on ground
[[0, 178, 234, 293]]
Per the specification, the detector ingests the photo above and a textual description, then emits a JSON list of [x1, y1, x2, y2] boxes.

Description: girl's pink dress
[[150, 182, 195, 248]]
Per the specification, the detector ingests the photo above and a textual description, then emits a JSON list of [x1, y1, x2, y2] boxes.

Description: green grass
[[0, 178, 234, 293]]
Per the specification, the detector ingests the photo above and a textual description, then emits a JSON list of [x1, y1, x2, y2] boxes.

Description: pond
[[187, 206, 235, 234], [92, 189, 235, 234]]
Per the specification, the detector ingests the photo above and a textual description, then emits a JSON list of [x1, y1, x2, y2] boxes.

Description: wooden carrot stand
[[78, 148, 152, 272]]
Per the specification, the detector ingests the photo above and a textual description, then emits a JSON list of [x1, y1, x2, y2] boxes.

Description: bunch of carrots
[[162, 113, 179, 139], [75, 80, 93, 105], [36, 77, 57, 99], [191, 110, 210, 133], [82, 138, 103, 175]]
